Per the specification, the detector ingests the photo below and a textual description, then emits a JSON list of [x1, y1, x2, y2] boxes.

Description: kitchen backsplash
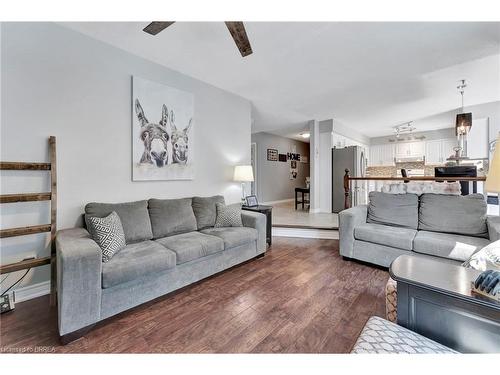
[[366, 162, 439, 177], [366, 161, 487, 177]]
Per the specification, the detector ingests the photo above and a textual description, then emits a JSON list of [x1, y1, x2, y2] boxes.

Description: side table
[[390, 255, 500, 353], [242, 205, 272, 246]]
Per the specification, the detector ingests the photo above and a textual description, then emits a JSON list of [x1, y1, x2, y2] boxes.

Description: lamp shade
[[233, 165, 254, 182], [485, 136, 500, 193], [455, 112, 472, 135]]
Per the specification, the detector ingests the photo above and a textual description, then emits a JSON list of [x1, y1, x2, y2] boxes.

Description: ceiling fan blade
[[143, 22, 175, 36], [225, 22, 253, 57]]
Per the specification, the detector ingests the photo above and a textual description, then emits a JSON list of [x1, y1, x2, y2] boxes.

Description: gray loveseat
[[339, 192, 500, 267], [56, 196, 266, 341]]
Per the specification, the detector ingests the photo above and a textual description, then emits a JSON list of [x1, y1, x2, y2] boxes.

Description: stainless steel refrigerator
[[332, 146, 367, 213]]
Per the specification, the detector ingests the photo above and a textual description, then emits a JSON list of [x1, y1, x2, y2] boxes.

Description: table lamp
[[234, 165, 254, 202], [486, 135, 500, 214]]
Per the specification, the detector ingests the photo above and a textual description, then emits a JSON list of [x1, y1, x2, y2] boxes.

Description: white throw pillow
[[462, 240, 500, 271]]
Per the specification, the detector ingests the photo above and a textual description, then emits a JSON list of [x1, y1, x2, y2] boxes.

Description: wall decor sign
[[287, 152, 301, 161], [278, 154, 287, 162], [291, 161, 297, 169], [267, 149, 278, 161], [132, 76, 194, 181]]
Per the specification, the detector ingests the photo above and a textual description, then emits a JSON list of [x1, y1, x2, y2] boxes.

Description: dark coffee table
[[390, 254, 500, 353]]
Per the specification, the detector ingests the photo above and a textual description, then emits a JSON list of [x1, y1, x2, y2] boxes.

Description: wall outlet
[[0, 292, 15, 314]]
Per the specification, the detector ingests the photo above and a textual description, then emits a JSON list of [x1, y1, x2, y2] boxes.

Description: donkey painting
[[135, 99, 170, 168], [169, 110, 192, 164]]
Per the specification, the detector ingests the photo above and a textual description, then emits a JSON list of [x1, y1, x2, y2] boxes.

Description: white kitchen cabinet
[[425, 140, 442, 164], [369, 144, 394, 166], [395, 141, 425, 158], [424, 138, 458, 164], [441, 138, 458, 161], [467, 118, 489, 159]]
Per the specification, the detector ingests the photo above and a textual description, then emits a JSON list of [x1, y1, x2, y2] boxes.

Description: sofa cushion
[[155, 231, 224, 264], [418, 193, 488, 238], [148, 198, 197, 239], [413, 230, 491, 262], [102, 240, 176, 288], [354, 223, 417, 251], [85, 200, 153, 244], [367, 192, 418, 229], [201, 227, 258, 249], [192, 195, 225, 230]]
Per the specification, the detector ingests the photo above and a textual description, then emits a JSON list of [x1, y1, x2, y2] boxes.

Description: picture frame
[[278, 154, 287, 162], [267, 149, 278, 161], [245, 195, 259, 207]]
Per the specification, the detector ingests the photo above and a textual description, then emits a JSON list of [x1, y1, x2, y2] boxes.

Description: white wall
[[0, 23, 251, 291]]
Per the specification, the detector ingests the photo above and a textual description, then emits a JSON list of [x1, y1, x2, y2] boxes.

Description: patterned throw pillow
[[214, 203, 243, 228], [88, 211, 126, 262], [462, 240, 500, 271]]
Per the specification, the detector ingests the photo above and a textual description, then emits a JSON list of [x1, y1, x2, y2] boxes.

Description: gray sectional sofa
[[56, 196, 266, 341], [339, 192, 500, 267]]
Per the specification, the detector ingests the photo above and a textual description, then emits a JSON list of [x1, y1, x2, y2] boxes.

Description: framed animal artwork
[[132, 76, 194, 181]]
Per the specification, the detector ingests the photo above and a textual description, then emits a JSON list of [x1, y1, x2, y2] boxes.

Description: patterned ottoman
[[385, 277, 397, 322], [351, 316, 458, 353]]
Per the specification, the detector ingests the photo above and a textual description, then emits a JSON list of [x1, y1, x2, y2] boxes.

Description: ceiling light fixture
[[300, 132, 310, 139], [455, 79, 472, 158], [393, 122, 415, 138]]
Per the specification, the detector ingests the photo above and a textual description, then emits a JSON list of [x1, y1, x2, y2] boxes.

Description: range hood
[[394, 156, 425, 163]]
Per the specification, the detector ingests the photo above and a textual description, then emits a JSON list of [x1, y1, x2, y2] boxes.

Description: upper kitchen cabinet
[[425, 140, 442, 164], [467, 118, 489, 159], [369, 144, 395, 166], [395, 141, 425, 159]]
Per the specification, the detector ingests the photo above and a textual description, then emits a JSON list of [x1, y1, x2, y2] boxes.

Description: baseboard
[[261, 198, 294, 205], [13, 280, 50, 303], [272, 227, 339, 239], [308, 208, 321, 213]]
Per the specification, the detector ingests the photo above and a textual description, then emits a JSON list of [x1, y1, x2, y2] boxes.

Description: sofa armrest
[[56, 228, 102, 336], [241, 211, 267, 254], [339, 205, 368, 258], [487, 215, 500, 242]]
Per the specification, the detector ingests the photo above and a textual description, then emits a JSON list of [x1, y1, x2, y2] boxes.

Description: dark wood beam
[[143, 22, 175, 35], [225, 22, 253, 57]]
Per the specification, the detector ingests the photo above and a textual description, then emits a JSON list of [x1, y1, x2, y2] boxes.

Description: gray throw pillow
[[85, 200, 153, 244], [419, 193, 488, 238], [87, 211, 126, 262], [367, 192, 419, 229], [148, 198, 197, 238], [192, 195, 225, 230], [214, 203, 243, 228]]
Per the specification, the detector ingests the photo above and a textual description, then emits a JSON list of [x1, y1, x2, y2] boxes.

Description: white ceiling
[[61, 22, 500, 137]]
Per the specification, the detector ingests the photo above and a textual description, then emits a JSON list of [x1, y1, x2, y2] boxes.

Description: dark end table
[[242, 205, 272, 246], [390, 255, 500, 353]]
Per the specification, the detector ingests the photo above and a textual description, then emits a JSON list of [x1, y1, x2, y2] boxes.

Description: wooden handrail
[[343, 169, 487, 210], [347, 176, 486, 181]]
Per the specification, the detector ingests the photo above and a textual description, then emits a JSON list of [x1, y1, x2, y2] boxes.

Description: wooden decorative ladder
[[0, 136, 57, 305]]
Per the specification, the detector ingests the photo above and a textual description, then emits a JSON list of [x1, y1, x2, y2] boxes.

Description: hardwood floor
[[0, 237, 389, 353]]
